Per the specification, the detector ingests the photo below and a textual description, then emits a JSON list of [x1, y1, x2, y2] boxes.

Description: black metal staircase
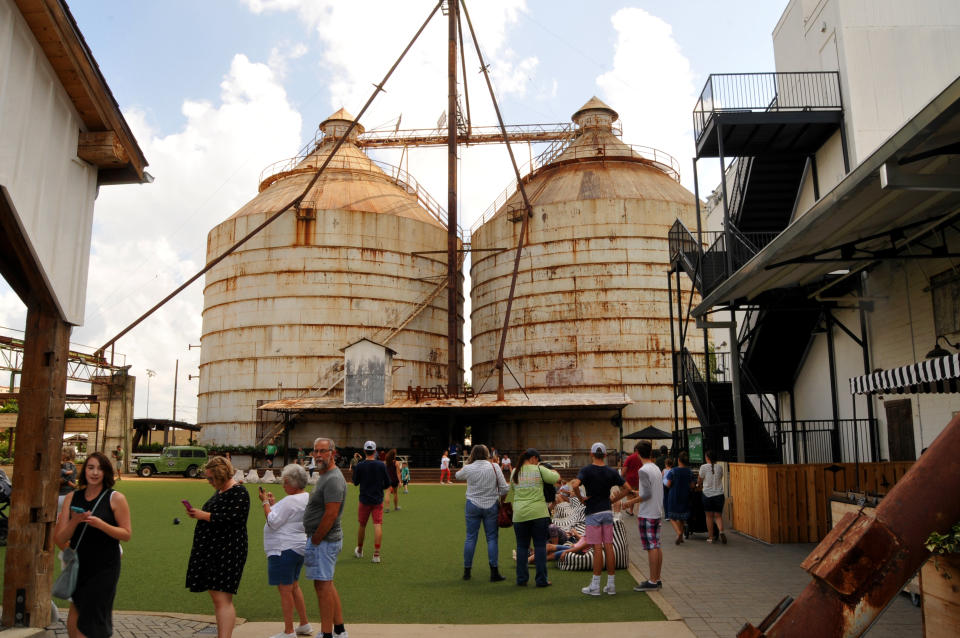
[[678, 350, 779, 462]]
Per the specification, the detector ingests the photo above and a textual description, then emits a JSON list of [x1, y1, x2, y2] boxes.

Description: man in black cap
[[352, 440, 390, 563], [566, 442, 635, 595]]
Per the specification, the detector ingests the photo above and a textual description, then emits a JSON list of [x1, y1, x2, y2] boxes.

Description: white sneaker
[[333, 631, 348, 638], [603, 583, 616, 595], [269, 632, 295, 638], [372, 555, 381, 563], [581, 584, 601, 596], [353, 547, 363, 558], [295, 625, 312, 635]]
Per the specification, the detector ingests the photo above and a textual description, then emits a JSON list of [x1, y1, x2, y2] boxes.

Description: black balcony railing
[[701, 226, 778, 292], [668, 219, 779, 294], [767, 418, 877, 464], [693, 71, 843, 143]]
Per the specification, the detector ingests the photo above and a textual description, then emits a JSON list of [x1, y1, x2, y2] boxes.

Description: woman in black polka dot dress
[[186, 456, 249, 638]]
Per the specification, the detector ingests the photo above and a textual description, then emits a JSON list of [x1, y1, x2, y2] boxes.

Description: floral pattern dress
[[186, 484, 250, 594]]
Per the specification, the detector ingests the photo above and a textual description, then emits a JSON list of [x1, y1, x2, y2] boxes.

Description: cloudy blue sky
[[1, 0, 789, 422]]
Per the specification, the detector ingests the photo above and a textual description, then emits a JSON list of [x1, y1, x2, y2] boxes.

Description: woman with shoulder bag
[[455, 444, 509, 582], [54, 452, 132, 638], [506, 448, 560, 587]]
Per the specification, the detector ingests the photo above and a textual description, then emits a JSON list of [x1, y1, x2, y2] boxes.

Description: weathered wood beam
[[77, 131, 129, 168], [1, 305, 70, 628]]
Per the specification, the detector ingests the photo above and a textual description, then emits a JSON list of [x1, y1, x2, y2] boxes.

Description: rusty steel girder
[[739, 412, 960, 637]]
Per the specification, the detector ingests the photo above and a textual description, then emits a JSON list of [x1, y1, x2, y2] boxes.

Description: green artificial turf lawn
[[3, 480, 664, 623]]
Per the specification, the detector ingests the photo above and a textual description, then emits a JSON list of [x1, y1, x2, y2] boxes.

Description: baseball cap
[[525, 448, 540, 459], [591, 442, 606, 455], [363, 440, 376, 451]]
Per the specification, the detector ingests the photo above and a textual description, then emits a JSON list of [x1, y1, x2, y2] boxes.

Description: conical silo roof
[[487, 98, 688, 219], [232, 109, 445, 228]]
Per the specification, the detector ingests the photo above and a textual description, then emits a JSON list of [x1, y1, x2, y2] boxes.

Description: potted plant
[[921, 522, 960, 637]]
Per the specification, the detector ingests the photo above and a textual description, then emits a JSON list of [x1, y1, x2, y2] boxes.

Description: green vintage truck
[[135, 446, 208, 478]]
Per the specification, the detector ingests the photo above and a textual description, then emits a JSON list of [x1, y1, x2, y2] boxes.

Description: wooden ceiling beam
[[13, 0, 148, 183]]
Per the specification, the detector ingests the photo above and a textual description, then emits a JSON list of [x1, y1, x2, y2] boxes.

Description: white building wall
[[773, 0, 960, 218], [769, 0, 960, 461], [0, 0, 100, 325], [863, 255, 960, 458]]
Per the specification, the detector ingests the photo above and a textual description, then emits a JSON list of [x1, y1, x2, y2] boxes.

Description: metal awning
[[695, 75, 960, 316], [258, 391, 632, 415], [849, 353, 960, 396]]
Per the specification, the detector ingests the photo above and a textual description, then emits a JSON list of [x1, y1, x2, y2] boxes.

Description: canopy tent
[[849, 353, 960, 396], [623, 425, 673, 439]]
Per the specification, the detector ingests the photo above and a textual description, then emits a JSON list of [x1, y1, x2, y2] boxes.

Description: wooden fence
[[729, 461, 914, 543]]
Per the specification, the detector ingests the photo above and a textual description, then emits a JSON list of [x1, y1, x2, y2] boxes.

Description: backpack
[[540, 462, 557, 502]]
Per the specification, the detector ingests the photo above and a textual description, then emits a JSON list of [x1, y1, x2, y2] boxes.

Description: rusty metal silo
[[198, 109, 461, 446], [470, 97, 698, 444]]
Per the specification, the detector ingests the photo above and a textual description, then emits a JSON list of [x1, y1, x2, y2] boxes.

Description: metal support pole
[[789, 388, 799, 464], [667, 272, 679, 435], [446, 0, 460, 396], [728, 311, 746, 463], [858, 274, 878, 461], [676, 269, 688, 434], [825, 311, 842, 462]]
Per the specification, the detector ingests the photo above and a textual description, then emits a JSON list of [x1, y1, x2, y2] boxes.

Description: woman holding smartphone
[[54, 452, 131, 638], [185, 456, 250, 638]]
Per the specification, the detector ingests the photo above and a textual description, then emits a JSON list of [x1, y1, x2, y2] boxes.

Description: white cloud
[[73, 53, 303, 421], [268, 42, 309, 79], [596, 8, 698, 190]]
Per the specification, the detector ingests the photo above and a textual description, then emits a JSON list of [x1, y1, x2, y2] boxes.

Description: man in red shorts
[[352, 440, 390, 563]]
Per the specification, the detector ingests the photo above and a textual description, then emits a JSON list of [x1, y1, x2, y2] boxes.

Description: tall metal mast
[[446, 0, 460, 395]]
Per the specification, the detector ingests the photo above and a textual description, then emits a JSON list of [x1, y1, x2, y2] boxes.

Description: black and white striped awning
[[849, 353, 960, 395]]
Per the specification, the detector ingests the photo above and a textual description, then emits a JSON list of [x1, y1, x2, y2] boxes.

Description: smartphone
[[181, 499, 193, 510], [70, 506, 85, 514]]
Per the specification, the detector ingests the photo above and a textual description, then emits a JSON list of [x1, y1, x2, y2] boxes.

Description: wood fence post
[[1, 304, 71, 627]]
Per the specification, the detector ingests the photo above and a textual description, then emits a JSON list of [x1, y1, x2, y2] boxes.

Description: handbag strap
[[72, 488, 110, 551]]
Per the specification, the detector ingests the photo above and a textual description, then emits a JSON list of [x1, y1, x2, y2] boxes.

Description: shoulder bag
[[493, 462, 513, 528], [52, 489, 109, 599]]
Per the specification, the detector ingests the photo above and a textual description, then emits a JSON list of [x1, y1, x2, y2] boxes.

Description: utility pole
[[169, 359, 179, 447]]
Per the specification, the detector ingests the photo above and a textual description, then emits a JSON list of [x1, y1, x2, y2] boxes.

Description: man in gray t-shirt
[[304, 437, 347, 638], [304, 464, 346, 542]]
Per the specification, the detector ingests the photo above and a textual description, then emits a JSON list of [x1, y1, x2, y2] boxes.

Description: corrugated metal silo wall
[[198, 182, 460, 446], [471, 162, 702, 443]]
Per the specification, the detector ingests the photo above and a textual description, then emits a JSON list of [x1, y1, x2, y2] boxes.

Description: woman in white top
[[455, 444, 509, 582], [259, 464, 312, 638], [696, 450, 726, 544]]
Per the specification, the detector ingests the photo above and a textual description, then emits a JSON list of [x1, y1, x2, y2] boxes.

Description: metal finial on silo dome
[[571, 96, 619, 128]]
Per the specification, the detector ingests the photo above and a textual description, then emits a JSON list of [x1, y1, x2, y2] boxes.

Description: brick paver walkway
[[624, 520, 922, 637]]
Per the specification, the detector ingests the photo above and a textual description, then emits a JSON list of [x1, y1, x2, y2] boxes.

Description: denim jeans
[[514, 516, 550, 586], [464, 500, 499, 568]]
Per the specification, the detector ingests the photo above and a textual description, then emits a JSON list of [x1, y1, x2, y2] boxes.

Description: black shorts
[[702, 494, 725, 513], [390, 479, 399, 489]]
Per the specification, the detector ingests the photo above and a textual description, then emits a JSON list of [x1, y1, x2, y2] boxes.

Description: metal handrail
[[693, 71, 843, 142], [472, 140, 681, 231], [258, 152, 465, 241]]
